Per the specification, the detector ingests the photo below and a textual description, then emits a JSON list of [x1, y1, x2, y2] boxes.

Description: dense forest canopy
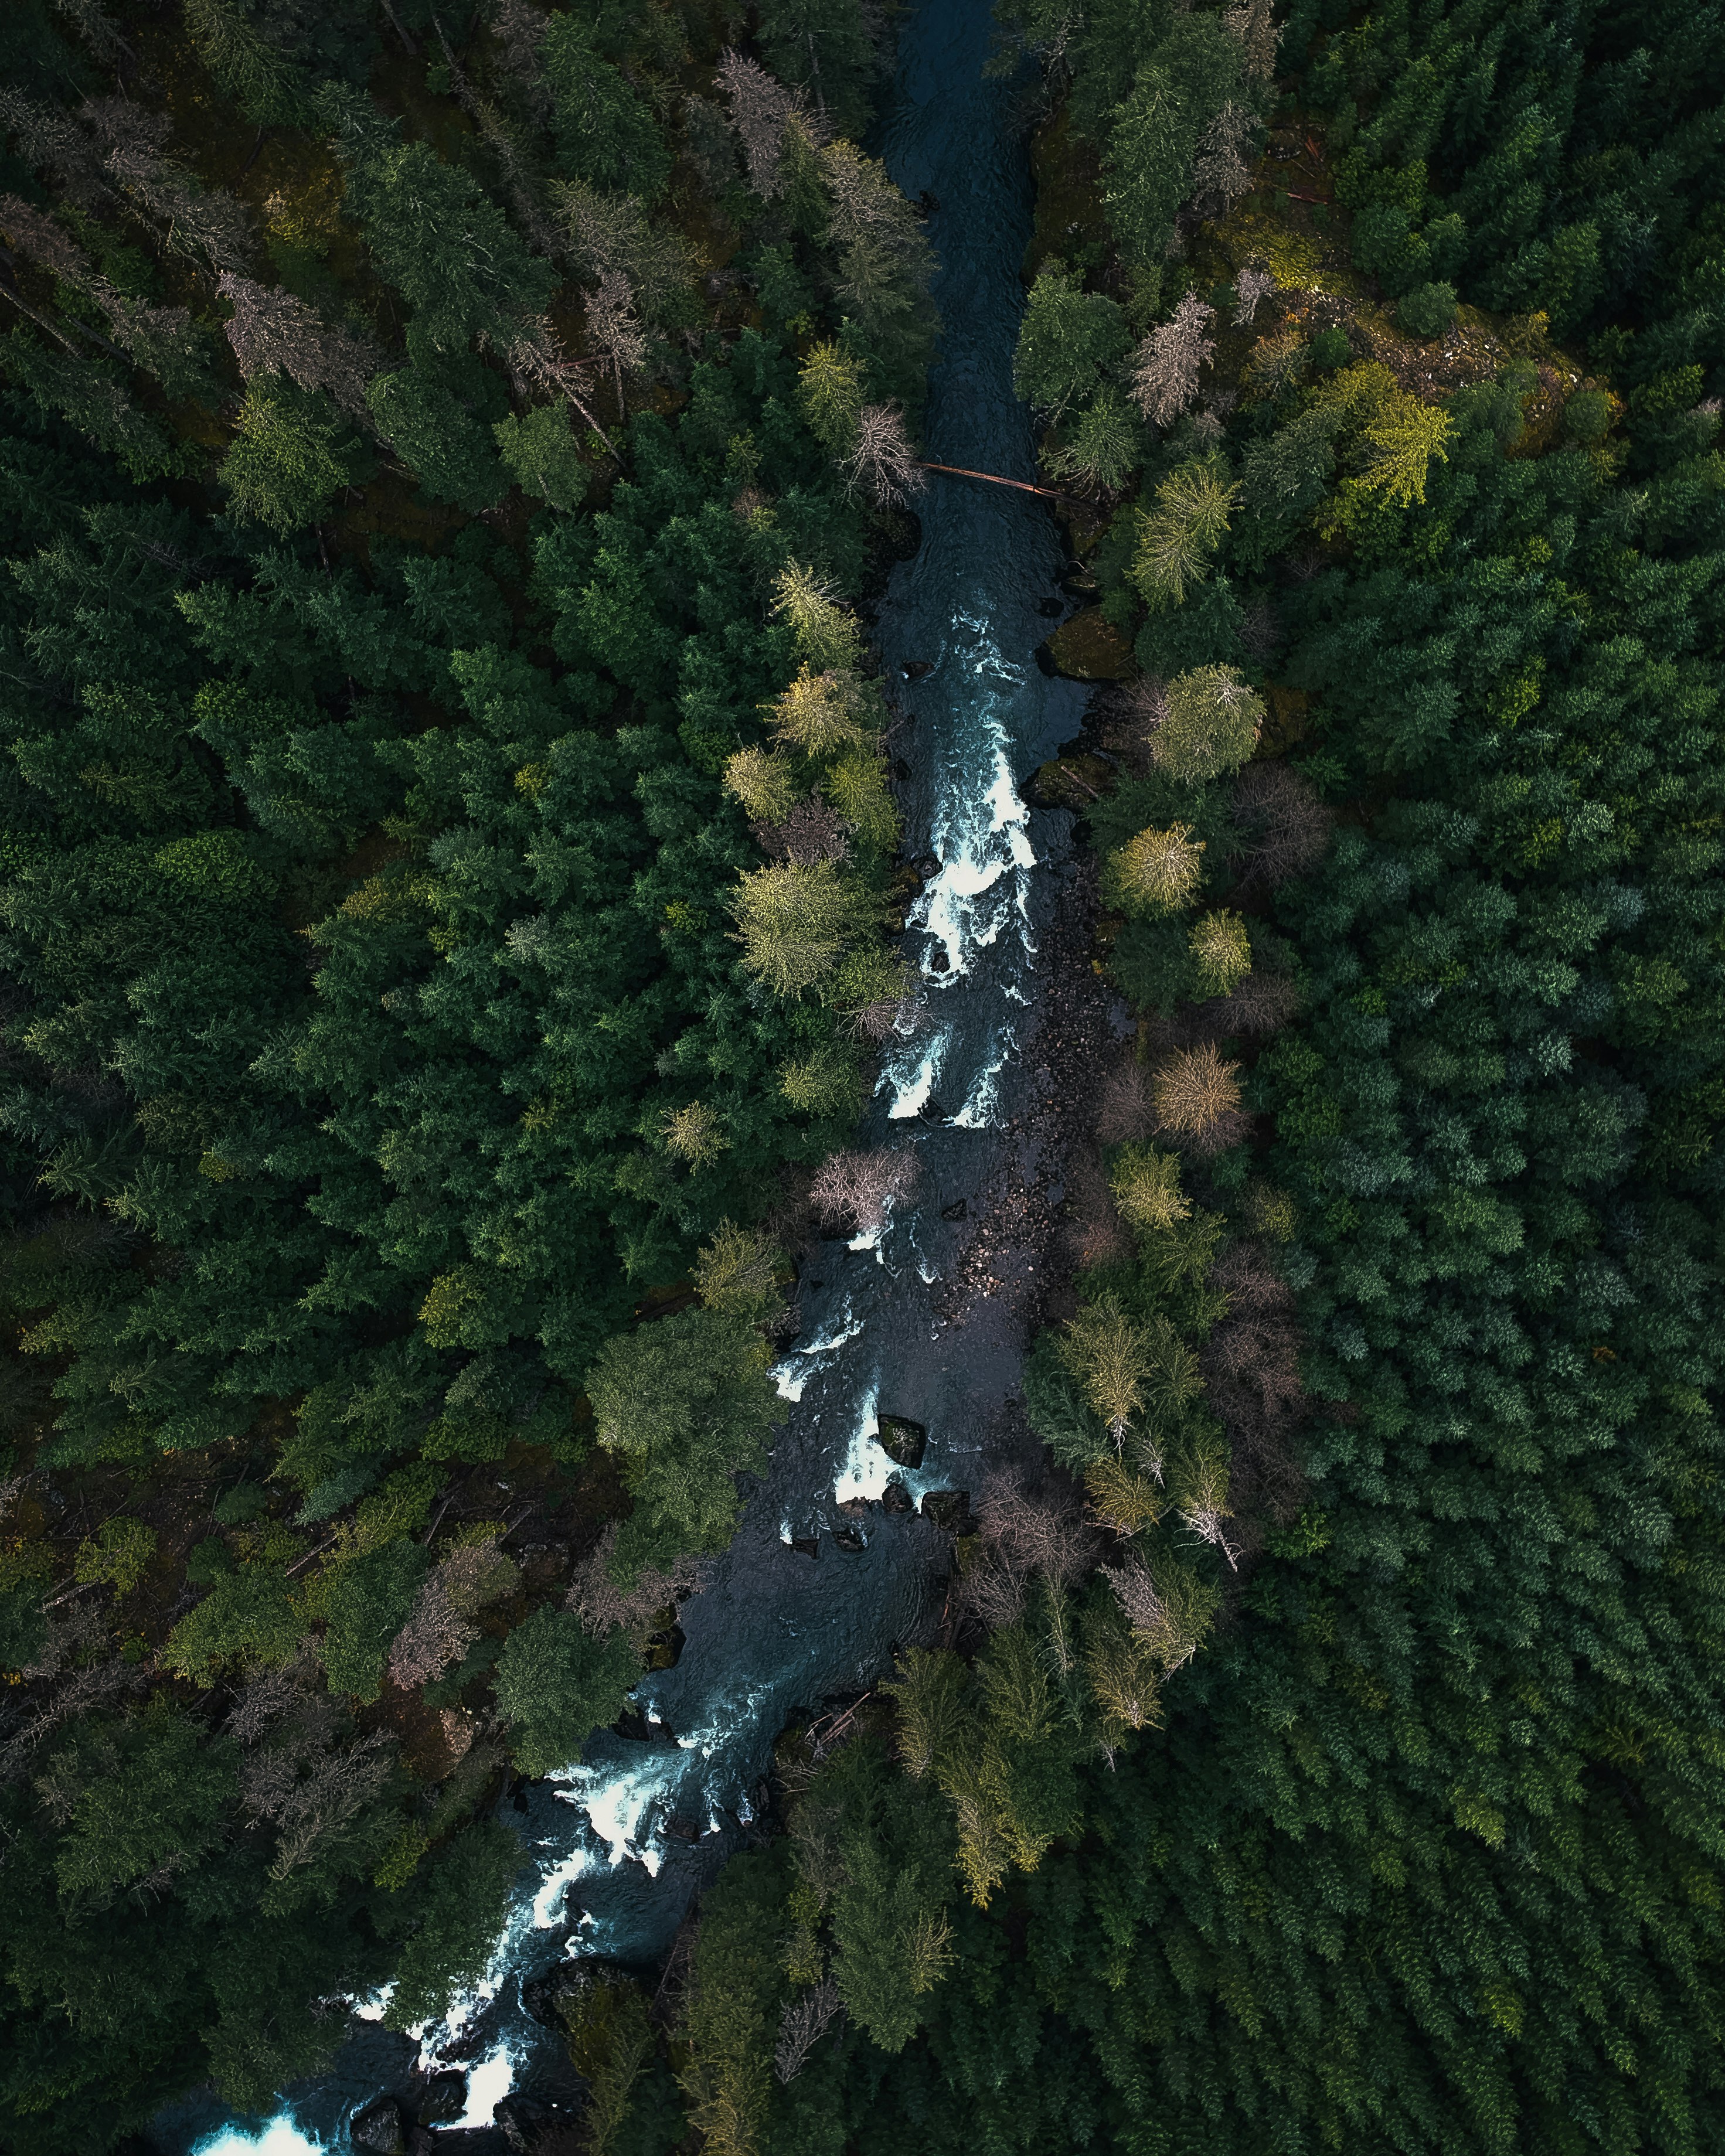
[[1, 0, 1723, 2152], [0, 0, 931, 2141]]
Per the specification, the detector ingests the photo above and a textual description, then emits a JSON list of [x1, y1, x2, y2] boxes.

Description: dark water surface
[[166, 4, 1087, 2145]]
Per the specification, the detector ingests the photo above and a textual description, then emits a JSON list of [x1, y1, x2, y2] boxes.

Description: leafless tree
[[1061, 1149, 1132, 1270], [502, 314, 615, 452], [774, 1980, 844, 2083], [387, 1538, 517, 1692], [566, 1523, 707, 1639], [1224, 0, 1281, 82], [808, 1146, 919, 1235], [850, 984, 926, 1045], [0, 193, 89, 282], [1126, 292, 1215, 428], [433, 16, 562, 258], [1231, 761, 1333, 887], [1201, 1241, 1305, 1520], [0, 89, 111, 207], [1201, 968, 1301, 1038], [755, 794, 850, 867], [1152, 1043, 1249, 1155], [491, 0, 553, 115], [846, 402, 924, 508], [1238, 597, 1282, 663], [0, 1654, 140, 1788], [217, 271, 378, 416], [715, 49, 815, 199], [586, 268, 648, 405], [961, 1471, 1098, 1629], [1192, 101, 1257, 219], [1233, 263, 1276, 326], [1095, 1057, 1156, 1147], [233, 1667, 397, 1879]]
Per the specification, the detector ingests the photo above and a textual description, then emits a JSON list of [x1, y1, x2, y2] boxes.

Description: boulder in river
[[941, 1198, 968, 1221], [349, 2096, 406, 2154], [876, 1414, 927, 1468], [496, 2092, 577, 2151], [417, 2072, 467, 2125], [920, 1489, 972, 1534], [882, 1475, 914, 1514], [831, 1525, 867, 1554]]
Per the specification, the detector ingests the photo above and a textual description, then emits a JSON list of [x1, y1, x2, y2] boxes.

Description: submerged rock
[[876, 1414, 927, 1469]]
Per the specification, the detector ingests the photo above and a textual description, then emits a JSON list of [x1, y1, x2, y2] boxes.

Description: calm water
[[165, 2, 1087, 2145]]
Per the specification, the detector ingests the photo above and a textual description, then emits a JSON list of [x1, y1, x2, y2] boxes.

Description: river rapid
[[166, 2, 1091, 2145]]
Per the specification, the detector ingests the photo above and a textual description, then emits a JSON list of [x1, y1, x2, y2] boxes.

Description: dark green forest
[[2, 0, 1723, 2151]]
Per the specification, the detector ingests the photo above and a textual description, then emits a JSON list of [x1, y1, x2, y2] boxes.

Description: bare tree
[[1233, 263, 1276, 326], [1105, 1556, 1214, 1672], [961, 1471, 1098, 1629], [1192, 102, 1257, 219], [846, 402, 925, 508], [567, 1523, 707, 1639], [503, 313, 615, 452], [586, 268, 647, 405], [808, 1146, 918, 1235], [78, 97, 256, 275], [217, 271, 378, 416], [1125, 292, 1215, 428], [1224, 0, 1280, 82], [1170, 1439, 1240, 1570], [0, 88, 111, 207], [1095, 1058, 1156, 1146], [1201, 968, 1301, 1038], [1152, 1043, 1247, 1154], [387, 1538, 517, 1692], [1231, 761, 1333, 886], [756, 795, 851, 867], [1061, 1149, 1132, 1271], [232, 1667, 397, 1880], [774, 1980, 843, 2084], [715, 49, 817, 198], [491, 0, 553, 115]]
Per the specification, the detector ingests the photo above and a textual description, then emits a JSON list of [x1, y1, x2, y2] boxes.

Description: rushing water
[[164, 5, 1090, 2147]]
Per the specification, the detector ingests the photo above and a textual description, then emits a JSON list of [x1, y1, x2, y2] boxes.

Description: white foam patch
[[886, 1034, 944, 1119], [351, 1984, 393, 2022], [771, 1306, 864, 1401], [550, 1747, 693, 1878], [453, 2045, 516, 2129], [832, 1385, 884, 1504], [953, 1034, 1012, 1129], [193, 2126, 324, 2156], [531, 1841, 592, 1929]]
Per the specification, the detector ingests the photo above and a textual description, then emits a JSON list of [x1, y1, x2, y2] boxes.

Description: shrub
[[1396, 281, 1458, 338]]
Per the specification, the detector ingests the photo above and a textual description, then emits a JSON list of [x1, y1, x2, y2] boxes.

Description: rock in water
[[876, 1414, 927, 1469], [349, 2097, 407, 2154], [882, 1476, 914, 1514], [920, 1489, 972, 1534], [417, 2072, 467, 2125]]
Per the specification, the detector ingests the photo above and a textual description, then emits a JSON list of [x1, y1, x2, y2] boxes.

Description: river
[[165, 0, 1090, 2144]]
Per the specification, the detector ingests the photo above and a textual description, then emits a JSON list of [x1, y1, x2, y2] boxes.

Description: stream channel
[[170, 2, 1091, 2144]]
